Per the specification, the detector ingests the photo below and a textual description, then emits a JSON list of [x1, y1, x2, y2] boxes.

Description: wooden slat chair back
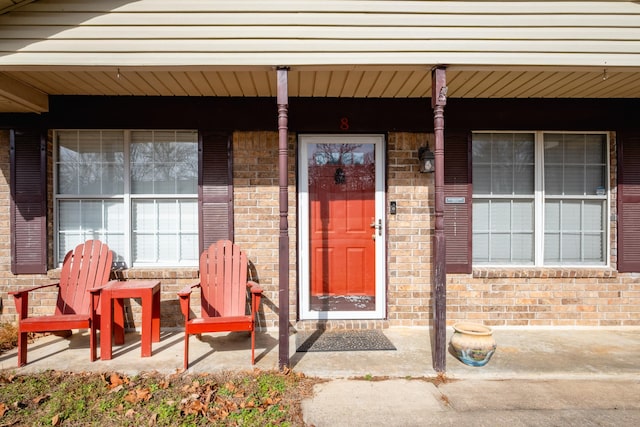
[[178, 240, 262, 370], [10, 240, 113, 367], [200, 241, 249, 319], [57, 240, 113, 316]]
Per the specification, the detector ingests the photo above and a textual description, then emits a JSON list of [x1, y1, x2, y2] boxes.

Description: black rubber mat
[[296, 330, 396, 352]]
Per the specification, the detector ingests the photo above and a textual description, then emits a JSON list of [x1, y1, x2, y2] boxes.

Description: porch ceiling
[[0, 0, 33, 15], [0, 66, 639, 113]]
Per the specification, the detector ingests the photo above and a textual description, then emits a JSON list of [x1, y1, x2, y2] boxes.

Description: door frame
[[298, 134, 386, 320]]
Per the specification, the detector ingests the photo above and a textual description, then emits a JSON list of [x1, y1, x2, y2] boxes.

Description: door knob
[[369, 219, 382, 236]]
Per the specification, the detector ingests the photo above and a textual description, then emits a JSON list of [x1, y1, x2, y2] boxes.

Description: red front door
[[308, 142, 376, 312]]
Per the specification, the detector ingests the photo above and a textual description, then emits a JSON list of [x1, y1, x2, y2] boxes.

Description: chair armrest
[[178, 281, 201, 298], [9, 282, 60, 297], [247, 281, 263, 295], [178, 281, 200, 321], [88, 279, 118, 294], [248, 281, 262, 319], [10, 282, 60, 319]]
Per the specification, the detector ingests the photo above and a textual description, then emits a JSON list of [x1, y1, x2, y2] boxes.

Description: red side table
[[100, 280, 161, 360]]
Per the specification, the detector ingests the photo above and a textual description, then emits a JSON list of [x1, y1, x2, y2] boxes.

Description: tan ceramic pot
[[450, 322, 497, 367]]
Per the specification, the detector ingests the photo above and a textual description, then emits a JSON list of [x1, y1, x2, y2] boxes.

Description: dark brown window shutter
[[618, 131, 640, 272], [199, 131, 233, 253], [10, 129, 47, 274], [444, 131, 472, 274]]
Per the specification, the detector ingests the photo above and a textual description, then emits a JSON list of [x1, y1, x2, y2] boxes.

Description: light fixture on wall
[[418, 146, 435, 173]]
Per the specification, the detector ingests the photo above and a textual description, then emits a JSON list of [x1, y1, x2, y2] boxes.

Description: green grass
[[0, 323, 320, 426], [0, 369, 317, 426]]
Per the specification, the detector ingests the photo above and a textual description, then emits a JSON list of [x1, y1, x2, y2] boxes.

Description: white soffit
[[0, 67, 639, 113]]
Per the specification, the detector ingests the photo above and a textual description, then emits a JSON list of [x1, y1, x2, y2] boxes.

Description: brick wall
[[448, 269, 640, 327], [385, 132, 435, 327], [0, 130, 198, 328], [1, 129, 639, 330], [232, 131, 437, 330], [445, 131, 640, 327], [231, 131, 438, 330], [0, 130, 50, 324], [232, 131, 298, 330], [0, 130, 9, 278]]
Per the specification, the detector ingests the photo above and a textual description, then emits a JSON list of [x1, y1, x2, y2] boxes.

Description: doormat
[[296, 330, 396, 352]]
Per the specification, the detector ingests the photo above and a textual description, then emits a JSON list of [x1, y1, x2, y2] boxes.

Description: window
[[472, 132, 608, 266], [55, 130, 199, 267]]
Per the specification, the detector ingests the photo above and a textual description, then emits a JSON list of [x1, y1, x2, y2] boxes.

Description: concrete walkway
[[2, 327, 640, 425]]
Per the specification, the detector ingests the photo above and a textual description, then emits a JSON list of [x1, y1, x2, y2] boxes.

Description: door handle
[[370, 219, 382, 236]]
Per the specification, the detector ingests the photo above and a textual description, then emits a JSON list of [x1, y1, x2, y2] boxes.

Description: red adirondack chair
[[178, 240, 263, 370], [10, 240, 113, 367]]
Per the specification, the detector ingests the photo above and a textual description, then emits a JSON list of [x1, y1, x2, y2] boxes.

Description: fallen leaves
[[103, 372, 129, 389], [0, 323, 18, 352], [0, 374, 15, 385], [51, 413, 61, 426], [33, 395, 50, 405], [0, 396, 51, 425], [182, 398, 207, 416], [0, 369, 319, 426], [123, 387, 152, 404]]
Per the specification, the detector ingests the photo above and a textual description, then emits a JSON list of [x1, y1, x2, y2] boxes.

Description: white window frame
[[472, 131, 610, 268], [53, 129, 199, 268]]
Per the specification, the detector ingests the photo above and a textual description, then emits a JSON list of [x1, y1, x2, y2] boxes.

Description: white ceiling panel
[[0, 68, 639, 113]]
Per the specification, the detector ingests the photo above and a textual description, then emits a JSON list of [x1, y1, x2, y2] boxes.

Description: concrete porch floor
[[2, 327, 640, 381]]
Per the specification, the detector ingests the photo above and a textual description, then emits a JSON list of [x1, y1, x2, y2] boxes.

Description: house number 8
[[340, 117, 350, 131]]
